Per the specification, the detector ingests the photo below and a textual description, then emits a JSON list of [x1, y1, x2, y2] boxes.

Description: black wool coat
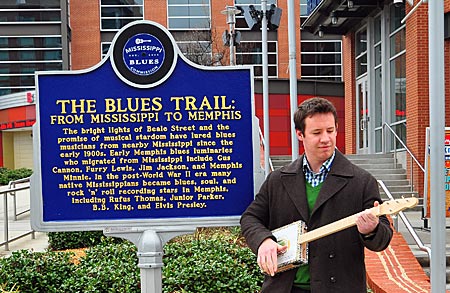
[[240, 151, 393, 293]]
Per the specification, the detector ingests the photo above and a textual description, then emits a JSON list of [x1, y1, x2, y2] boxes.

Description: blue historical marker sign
[[31, 21, 262, 231]]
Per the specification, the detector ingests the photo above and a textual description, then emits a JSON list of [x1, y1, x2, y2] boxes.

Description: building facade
[[302, 0, 450, 196], [0, 0, 70, 168], [0, 0, 345, 169]]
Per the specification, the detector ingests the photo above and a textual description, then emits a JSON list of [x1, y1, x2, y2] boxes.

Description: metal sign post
[[428, 0, 447, 291], [104, 228, 196, 293], [287, 0, 298, 161]]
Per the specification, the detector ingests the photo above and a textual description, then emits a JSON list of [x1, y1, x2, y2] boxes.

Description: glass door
[[357, 77, 370, 154]]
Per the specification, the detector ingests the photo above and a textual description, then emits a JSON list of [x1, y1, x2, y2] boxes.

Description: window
[[389, 4, 406, 150], [0, 0, 60, 8], [301, 40, 342, 81], [236, 41, 278, 78], [0, 10, 61, 23], [300, 0, 308, 17], [356, 29, 367, 77], [101, 42, 112, 59], [0, 36, 63, 94], [100, 0, 143, 31], [373, 15, 383, 152], [0, 0, 61, 23], [168, 0, 211, 30]]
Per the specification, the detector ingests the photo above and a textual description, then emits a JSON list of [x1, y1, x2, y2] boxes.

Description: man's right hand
[[257, 238, 288, 276]]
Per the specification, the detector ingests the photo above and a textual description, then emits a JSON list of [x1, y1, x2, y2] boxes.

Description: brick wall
[[70, 1, 101, 70], [404, 3, 429, 198], [342, 34, 356, 154], [277, 0, 301, 79], [210, 0, 233, 66], [144, 0, 166, 24]]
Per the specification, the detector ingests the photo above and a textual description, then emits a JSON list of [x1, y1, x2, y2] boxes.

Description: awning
[[301, 0, 384, 36]]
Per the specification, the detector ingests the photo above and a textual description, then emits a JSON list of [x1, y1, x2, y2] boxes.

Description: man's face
[[296, 112, 337, 169]]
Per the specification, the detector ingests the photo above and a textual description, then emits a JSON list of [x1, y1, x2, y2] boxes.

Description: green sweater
[[293, 181, 323, 290]]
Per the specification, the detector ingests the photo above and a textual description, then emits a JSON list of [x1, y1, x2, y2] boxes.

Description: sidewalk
[[0, 183, 49, 256], [397, 209, 450, 259]]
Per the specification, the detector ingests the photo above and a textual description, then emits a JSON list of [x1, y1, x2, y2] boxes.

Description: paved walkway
[[0, 183, 48, 256]]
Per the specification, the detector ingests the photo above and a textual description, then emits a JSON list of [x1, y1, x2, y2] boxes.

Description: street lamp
[[221, 6, 241, 66]]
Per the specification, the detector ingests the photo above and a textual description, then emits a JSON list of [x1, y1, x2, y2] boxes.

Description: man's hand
[[356, 201, 380, 235], [257, 238, 288, 276]]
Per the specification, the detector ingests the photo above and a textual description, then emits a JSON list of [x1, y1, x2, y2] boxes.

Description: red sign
[[0, 119, 35, 130], [27, 92, 35, 103]]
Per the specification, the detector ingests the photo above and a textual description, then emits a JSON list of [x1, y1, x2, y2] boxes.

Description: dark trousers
[[291, 287, 311, 293]]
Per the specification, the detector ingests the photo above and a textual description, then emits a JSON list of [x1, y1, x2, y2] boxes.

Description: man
[[240, 97, 393, 293]]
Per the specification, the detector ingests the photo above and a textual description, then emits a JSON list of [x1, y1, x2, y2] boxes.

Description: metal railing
[[1, 177, 34, 251], [382, 122, 425, 192], [8, 177, 31, 221], [378, 180, 431, 261]]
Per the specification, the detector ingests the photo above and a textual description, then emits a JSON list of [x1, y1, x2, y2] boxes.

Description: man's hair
[[294, 97, 338, 134]]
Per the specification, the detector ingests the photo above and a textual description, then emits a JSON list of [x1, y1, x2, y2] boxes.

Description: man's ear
[[295, 129, 304, 141]]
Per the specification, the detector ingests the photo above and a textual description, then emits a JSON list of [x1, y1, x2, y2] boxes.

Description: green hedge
[[0, 228, 263, 293], [48, 231, 113, 251], [0, 168, 32, 185], [0, 249, 75, 293], [163, 232, 262, 293], [60, 240, 140, 293]]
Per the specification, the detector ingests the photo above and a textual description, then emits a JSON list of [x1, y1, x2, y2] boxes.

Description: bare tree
[[176, 24, 226, 67]]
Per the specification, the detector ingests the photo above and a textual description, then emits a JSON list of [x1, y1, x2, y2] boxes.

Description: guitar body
[[272, 220, 309, 273]]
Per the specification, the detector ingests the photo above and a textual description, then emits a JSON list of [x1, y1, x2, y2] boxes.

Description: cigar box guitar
[[272, 197, 418, 273]]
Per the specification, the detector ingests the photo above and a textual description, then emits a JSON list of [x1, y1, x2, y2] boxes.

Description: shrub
[[0, 168, 32, 185], [60, 241, 140, 293], [48, 231, 107, 251], [162, 228, 263, 293], [0, 283, 20, 293], [0, 249, 75, 293]]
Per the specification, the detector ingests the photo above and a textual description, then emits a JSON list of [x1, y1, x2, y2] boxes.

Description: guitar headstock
[[375, 197, 419, 216]]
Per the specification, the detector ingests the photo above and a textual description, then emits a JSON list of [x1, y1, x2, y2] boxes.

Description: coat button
[[329, 252, 335, 259], [330, 276, 336, 283]]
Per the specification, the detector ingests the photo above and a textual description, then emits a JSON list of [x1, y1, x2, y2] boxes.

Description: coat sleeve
[[360, 174, 393, 251], [240, 172, 277, 255]]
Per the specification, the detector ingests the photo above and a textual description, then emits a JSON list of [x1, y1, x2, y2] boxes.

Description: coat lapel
[[311, 151, 354, 216], [280, 157, 310, 222]]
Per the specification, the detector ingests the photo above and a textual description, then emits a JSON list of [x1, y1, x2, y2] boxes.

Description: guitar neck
[[298, 205, 380, 244]]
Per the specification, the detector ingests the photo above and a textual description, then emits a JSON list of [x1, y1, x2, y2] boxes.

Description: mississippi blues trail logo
[[123, 33, 165, 76], [111, 21, 177, 88]]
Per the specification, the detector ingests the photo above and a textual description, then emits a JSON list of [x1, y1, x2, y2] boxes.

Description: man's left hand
[[356, 201, 380, 235]]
